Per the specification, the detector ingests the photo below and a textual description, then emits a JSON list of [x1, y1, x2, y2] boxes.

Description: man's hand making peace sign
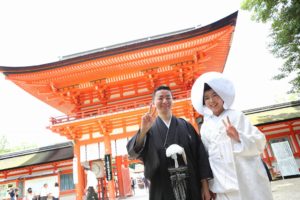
[[140, 103, 157, 135], [135, 103, 157, 147]]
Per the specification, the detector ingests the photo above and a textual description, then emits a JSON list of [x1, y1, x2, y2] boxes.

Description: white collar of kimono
[[191, 71, 235, 116], [161, 115, 172, 128]]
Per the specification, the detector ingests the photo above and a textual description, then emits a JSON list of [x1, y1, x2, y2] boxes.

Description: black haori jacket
[[127, 116, 213, 200]]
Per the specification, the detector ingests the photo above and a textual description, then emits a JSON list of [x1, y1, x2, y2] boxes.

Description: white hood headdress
[[191, 71, 235, 115]]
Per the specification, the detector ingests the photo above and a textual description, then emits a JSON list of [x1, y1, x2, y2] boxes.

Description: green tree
[[0, 134, 37, 155], [0, 134, 9, 154], [241, 0, 300, 92]]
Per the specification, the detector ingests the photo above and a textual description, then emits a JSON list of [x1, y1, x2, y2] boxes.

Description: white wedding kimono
[[201, 109, 273, 200]]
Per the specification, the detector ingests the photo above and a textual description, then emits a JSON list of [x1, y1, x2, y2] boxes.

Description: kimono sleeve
[[185, 121, 213, 180], [126, 130, 160, 179], [232, 111, 266, 156], [126, 130, 147, 159], [199, 123, 209, 152]]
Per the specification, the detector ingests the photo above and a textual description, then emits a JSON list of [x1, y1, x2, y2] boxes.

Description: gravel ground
[[123, 177, 300, 200]]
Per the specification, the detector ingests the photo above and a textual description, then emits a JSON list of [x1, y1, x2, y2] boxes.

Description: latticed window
[[60, 173, 75, 191]]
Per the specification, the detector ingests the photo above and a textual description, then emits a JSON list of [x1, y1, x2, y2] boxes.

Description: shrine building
[[244, 100, 300, 176], [0, 100, 299, 200], [1, 12, 240, 200]]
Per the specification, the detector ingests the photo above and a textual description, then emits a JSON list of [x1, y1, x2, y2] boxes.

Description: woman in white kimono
[[191, 72, 273, 200]]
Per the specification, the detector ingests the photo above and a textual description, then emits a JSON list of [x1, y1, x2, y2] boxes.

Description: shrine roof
[[0, 11, 238, 115], [0, 142, 73, 171], [0, 11, 237, 74], [244, 100, 300, 125]]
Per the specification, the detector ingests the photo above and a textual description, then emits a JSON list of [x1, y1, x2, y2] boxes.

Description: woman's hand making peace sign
[[222, 116, 240, 142]]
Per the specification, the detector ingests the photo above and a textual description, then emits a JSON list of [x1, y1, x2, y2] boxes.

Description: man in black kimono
[[127, 85, 213, 200]]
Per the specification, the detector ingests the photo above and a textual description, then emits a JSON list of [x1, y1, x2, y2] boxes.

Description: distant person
[[8, 186, 18, 200], [84, 167, 99, 200], [52, 182, 60, 200], [7, 186, 14, 200], [23, 187, 35, 200], [143, 177, 150, 190], [191, 71, 273, 200], [131, 177, 135, 195], [40, 183, 50, 200]]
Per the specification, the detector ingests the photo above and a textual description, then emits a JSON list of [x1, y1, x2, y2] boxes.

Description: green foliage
[[0, 134, 37, 155], [0, 135, 9, 154], [129, 163, 136, 169], [242, 0, 300, 93], [12, 142, 38, 152]]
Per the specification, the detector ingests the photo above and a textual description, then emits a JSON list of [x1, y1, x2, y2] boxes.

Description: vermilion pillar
[[104, 133, 116, 199], [74, 140, 84, 200], [115, 156, 125, 197], [289, 123, 300, 153]]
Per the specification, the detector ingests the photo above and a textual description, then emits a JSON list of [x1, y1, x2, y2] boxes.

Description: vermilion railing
[[50, 90, 190, 125]]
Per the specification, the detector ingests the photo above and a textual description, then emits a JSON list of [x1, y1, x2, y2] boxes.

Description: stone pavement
[[271, 177, 300, 200], [122, 177, 300, 200], [119, 188, 148, 200]]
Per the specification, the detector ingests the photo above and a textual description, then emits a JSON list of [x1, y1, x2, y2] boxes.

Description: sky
[[0, 0, 298, 149]]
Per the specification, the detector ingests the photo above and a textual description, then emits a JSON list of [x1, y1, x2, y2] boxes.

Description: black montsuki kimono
[[127, 116, 213, 200]]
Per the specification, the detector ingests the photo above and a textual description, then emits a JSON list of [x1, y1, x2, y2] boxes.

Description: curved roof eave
[[0, 11, 238, 75]]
